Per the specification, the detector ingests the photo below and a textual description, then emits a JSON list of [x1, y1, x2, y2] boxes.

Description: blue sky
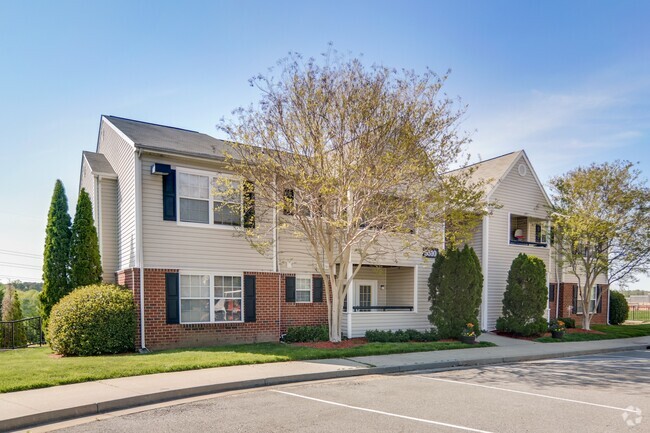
[[0, 1, 648, 289]]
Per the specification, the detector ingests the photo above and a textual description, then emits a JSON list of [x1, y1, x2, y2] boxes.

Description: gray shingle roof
[[104, 116, 235, 160], [82, 151, 117, 177], [449, 151, 522, 196]]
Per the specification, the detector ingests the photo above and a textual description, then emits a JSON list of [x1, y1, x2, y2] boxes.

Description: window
[[180, 273, 243, 323], [213, 178, 242, 226], [358, 285, 372, 308], [214, 275, 242, 321], [179, 173, 210, 224], [180, 274, 210, 322], [295, 275, 312, 303], [178, 170, 242, 227], [576, 288, 597, 314]]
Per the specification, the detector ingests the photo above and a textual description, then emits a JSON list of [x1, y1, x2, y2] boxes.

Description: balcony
[[510, 214, 548, 248]]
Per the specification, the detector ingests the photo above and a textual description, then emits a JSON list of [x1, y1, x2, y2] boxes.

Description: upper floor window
[[177, 170, 242, 227]]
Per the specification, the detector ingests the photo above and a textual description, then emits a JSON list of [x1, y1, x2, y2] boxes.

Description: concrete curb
[[3, 343, 648, 432]]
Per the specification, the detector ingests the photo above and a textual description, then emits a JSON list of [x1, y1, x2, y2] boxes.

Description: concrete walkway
[[1, 335, 649, 432]]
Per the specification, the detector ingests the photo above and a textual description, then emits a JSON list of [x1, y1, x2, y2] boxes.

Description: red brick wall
[[552, 283, 609, 326], [118, 268, 329, 350]]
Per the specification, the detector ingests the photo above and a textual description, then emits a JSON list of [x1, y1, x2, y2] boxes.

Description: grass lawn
[[536, 323, 650, 343], [0, 340, 493, 393]]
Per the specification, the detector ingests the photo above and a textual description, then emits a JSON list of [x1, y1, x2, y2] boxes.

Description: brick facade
[[549, 282, 609, 326], [117, 268, 329, 350]]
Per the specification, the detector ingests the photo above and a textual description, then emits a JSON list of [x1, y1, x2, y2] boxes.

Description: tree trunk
[[329, 289, 342, 342]]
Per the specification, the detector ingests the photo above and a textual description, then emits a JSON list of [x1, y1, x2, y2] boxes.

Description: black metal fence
[[0, 316, 44, 349], [628, 305, 650, 321]]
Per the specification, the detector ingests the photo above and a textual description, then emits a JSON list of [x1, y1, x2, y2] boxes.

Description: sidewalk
[[1, 334, 649, 432]]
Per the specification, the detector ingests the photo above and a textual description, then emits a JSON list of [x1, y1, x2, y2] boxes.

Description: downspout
[[274, 175, 281, 339], [134, 149, 147, 352], [480, 215, 489, 330], [607, 287, 611, 324], [547, 221, 552, 322], [94, 175, 103, 273]]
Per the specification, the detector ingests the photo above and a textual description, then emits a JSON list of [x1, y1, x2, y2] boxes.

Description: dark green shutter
[[285, 276, 296, 302], [162, 170, 177, 221], [572, 285, 578, 313], [549, 283, 555, 302], [283, 189, 294, 215], [243, 181, 255, 228], [313, 276, 323, 303], [244, 275, 256, 322], [165, 273, 180, 324], [596, 285, 603, 313]]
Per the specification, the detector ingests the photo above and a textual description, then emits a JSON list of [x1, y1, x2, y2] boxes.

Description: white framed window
[[179, 173, 210, 224], [577, 288, 597, 314], [177, 169, 243, 227], [213, 177, 242, 226], [180, 273, 243, 323], [295, 275, 312, 303]]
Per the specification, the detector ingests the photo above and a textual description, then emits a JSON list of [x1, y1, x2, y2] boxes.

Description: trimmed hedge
[[609, 291, 629, 325], [48, 284, 136, 356], [365, 329, 439, 343], [284, 325, 329, 343], [557, 317, 576, 329], [496, 253, 548, 337]]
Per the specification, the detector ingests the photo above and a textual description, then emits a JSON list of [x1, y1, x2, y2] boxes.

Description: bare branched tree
[[219, 49, 487, 341]]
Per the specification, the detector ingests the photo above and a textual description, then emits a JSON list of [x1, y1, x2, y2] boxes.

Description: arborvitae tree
[[428, 245, 483, 338], [40, 180, 72, 331], [496, 253, 548, 336], [2, 286, 27, 348], [69, 188, 102, 288]]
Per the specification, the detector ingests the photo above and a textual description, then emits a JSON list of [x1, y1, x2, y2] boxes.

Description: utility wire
[[0, 249, 42, 259]]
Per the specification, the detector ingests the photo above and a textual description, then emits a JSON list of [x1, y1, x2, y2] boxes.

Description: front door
[[355, 280, 377, 312]]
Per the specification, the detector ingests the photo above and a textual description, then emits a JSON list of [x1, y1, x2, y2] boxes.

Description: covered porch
[[342, 264, 424, 338]]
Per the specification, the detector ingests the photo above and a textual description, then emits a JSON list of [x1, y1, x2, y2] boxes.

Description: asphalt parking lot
[[38, 350, 649, 433]]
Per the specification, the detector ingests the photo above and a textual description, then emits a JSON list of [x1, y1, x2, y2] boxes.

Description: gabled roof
[[82, 151, 117, 177], [450, 150, 551, 207], [102, 115, 235, 160]]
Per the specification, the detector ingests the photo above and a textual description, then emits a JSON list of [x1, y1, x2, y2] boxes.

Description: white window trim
[[179, 271, 244, 324], [576, 287, 597, 315], [354, 280, 378, 311], [507, 212, 549, 248], [295, 274, 313, 303], [176, 167, 244, 230]]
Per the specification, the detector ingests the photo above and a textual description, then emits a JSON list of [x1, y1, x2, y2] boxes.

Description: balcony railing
[[352, 305, 414, 312], [509, 239, 547, 247]]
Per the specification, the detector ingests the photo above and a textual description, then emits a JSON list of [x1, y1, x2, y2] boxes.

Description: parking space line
[[271, 390, 496, 433], [414, 376, 637, 413]]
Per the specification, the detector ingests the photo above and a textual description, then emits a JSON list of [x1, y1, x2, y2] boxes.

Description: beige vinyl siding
[[80, 159, 94, 200], [140, 154, 272, 271], [484, 155, 552, 329], [386, 267, 415, 305], [99, 178, 118, 282], [98, 120, 137, 270], [345, 262, 431, 337], [278, 229, 318, 274], [466, 220, 483, 266]]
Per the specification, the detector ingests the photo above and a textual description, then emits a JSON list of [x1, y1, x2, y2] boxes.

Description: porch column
[[346, 263, 353, 339]]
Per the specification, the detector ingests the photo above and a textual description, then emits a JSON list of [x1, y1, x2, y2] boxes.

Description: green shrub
[[284, 325, 329, 343], [428, 245, 483, 339], [557, 317, 576, 328], [365, 328, 439, 343], [496, 253, 548, 337], [609, 291, 629, 325], [48, 284, 136, 356]]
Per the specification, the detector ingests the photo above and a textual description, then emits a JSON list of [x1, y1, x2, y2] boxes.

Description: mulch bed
[[291, 337, 464, 348], [292, 338, 368, 349], [496, 328, 606, 340]]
